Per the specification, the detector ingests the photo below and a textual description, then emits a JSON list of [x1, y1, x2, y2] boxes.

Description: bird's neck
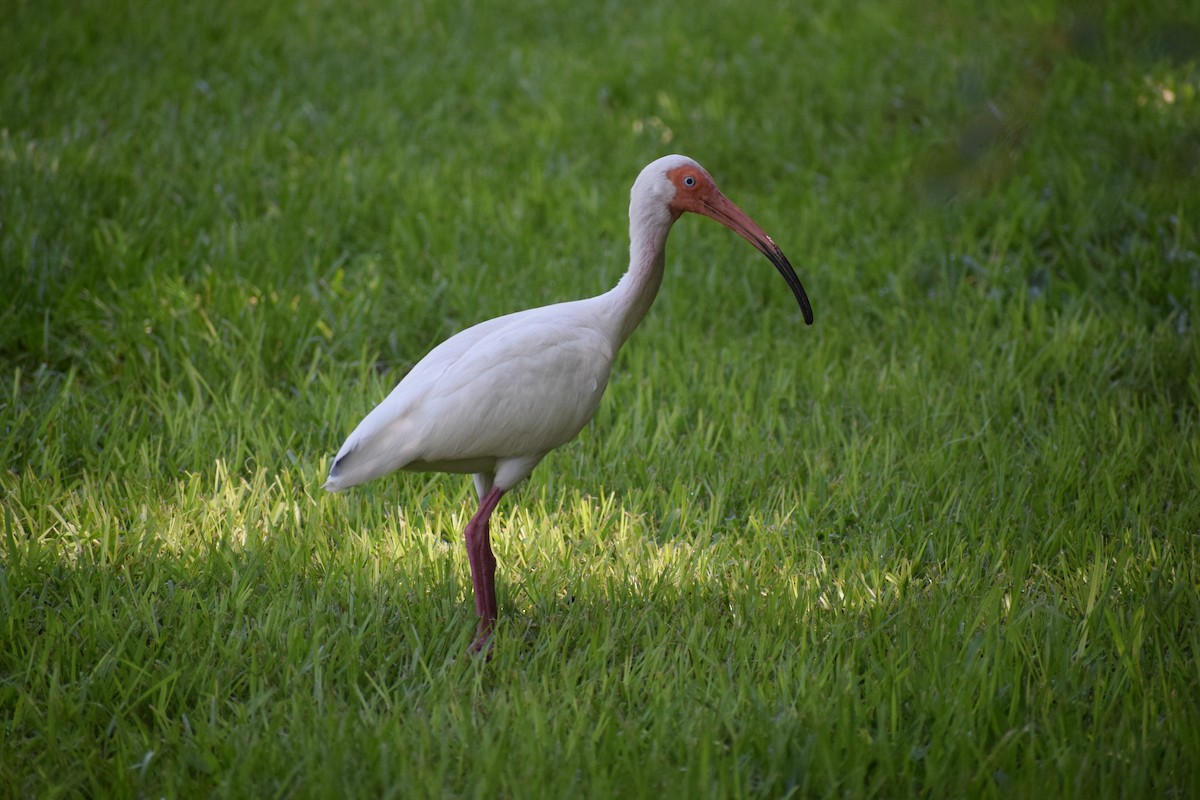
[[604, 203, 677, 348]]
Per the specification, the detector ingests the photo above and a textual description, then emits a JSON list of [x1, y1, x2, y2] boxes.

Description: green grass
[[3, 0, 1200, 796]]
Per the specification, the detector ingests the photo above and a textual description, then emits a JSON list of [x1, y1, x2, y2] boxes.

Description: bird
[[324, 154, 813, 654]]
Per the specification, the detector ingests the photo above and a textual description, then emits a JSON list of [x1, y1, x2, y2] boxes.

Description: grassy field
[[3, 0, 1199, 796]]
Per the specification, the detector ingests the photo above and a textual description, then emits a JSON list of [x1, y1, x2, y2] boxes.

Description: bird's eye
[[683, 175, 696, 187]]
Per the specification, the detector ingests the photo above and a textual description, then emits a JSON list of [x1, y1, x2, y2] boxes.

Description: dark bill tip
[[697, 194, 814, 325], [757, 237, 814, 325]]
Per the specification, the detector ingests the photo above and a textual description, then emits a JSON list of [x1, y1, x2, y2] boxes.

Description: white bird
[[325, 154, 813, 654]]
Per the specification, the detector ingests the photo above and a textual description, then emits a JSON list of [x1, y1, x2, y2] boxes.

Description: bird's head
[[633, 154, 814, 325]]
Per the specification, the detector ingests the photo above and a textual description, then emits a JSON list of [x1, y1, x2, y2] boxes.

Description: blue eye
[[683, 175, 696, 187]]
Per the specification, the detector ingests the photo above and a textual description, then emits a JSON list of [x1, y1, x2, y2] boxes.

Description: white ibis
[[325, 154, 813, 654]]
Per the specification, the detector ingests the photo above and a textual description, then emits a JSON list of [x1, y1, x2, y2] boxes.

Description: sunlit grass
[[3, 0, 1200, 796]]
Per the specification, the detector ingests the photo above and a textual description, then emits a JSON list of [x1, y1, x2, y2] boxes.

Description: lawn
[[2, 0, 1199, 796]]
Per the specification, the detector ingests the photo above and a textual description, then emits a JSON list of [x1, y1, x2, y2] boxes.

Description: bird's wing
[[326, 302, 614, 489]]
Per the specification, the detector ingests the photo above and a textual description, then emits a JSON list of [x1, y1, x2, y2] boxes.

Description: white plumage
[[325, 154, 813, 654], [325, 299, 615, 492]]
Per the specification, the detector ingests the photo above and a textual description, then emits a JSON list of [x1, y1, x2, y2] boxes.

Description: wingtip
[[323, 454, 346, 493], [323, 460, 348, 493]]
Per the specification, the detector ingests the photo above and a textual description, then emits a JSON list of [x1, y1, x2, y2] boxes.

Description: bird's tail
[[323, 402, 414, 492], [323, 452, 355, 493], [322, 436, 403, 493]]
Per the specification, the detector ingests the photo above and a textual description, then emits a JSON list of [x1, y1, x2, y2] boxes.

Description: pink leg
[[464, 485, 504, 654]]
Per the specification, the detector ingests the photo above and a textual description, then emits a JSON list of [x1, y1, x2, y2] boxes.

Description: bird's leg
[[464, 484, 504, 654]]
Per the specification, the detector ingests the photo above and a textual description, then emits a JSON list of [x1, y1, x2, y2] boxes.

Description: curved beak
[[697, 192, 814, 325]]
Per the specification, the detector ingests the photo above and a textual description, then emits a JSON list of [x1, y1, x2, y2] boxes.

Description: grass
[[2, 0, 1199, 796]]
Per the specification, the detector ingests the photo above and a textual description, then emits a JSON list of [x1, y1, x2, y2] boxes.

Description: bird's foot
[[466, 622, 494, 659]]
